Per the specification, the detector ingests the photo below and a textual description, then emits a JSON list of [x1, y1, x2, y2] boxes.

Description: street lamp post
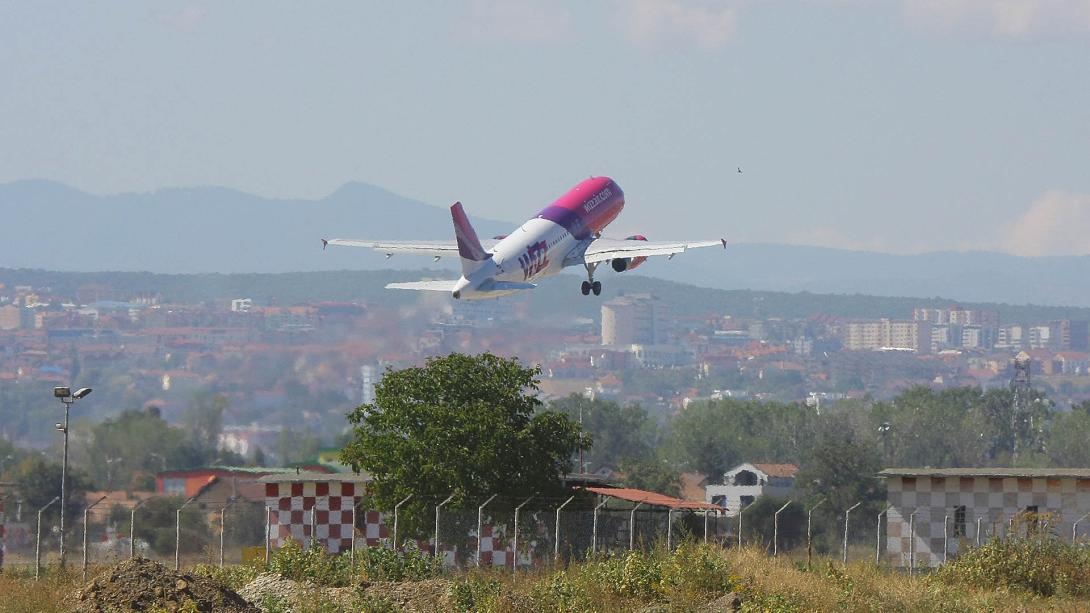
[[54, 386, 92, 570]]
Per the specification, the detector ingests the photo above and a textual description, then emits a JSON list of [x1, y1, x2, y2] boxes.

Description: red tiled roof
[[583, 486, 719, 510], [752, 463, 799, 478]]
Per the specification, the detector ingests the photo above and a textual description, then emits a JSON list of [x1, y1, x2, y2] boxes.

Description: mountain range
[[3, 179, 1089, 307]]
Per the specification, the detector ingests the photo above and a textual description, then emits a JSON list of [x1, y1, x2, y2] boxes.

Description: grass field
[[4, 538, 1089, 612]]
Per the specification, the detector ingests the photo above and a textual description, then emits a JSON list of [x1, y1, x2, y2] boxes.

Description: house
[[704, 462, 798, 515], [880, 468, 1090, 569], [156, 466, 332, 497]]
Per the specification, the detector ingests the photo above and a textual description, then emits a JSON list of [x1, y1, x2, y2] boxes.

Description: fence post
[[176, 496, 197, 571], [392, 494, 413, 551], [703, 509, 709, 544], [434, 494, 454, 560], [843, 502, 861, 565], [592, 499, 608, 555], [35, 496, 59, 581], [83, 494, 108, 582], [477, 494, 497, 567], [130, 499, 149, 559], [908, 509, 918, 576], [975, 516, 983, 547], [264, 506, 271, 565], [942, 514, 950, 564], [555, 495, 575, 563], [629, 500, 646, 551], [773, 501, 791, 557], [876, 504, 891, 566], [350, 506, 357, 566], [737, 503, 751, 549], [1074, 512, 1090, 544], [667, 508, 675, 551], [807, 498, 825, 570], [219, 498, 235, 568], [513, 494, 535, 574]]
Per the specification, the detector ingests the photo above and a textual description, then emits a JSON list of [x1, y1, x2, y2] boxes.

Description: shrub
[[267, 539, 355, 587], [449, 576, 505, 612], [356, 541, 444, 581], [579, 543, 735, 604], [934, 535, 1090, 597], [192, 562, 262, 591]]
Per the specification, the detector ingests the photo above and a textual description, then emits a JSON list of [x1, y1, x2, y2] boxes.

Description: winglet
[[321, 239, 329, 251], [721, 238, 727, 249]]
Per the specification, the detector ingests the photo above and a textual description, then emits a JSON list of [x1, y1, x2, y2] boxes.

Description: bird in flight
[[737, 166, 742, 174]]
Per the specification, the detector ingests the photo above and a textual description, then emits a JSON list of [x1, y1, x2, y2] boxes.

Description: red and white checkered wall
[[263, 480, 515, 565]]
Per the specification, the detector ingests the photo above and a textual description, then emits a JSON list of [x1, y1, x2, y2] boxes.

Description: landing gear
[[581, 263, 602, 296]]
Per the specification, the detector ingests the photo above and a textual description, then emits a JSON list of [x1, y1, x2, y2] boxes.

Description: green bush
[[191, 562, 262, 591], [934, 535, 1090, 597], [449, 576, 505, 612], [356, 541, 444, 581], [579, 543, 735, 604], [267, 539, 355, 587]]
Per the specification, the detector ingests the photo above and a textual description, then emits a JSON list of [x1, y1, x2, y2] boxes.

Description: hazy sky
[[2, 1, 1089, 255]]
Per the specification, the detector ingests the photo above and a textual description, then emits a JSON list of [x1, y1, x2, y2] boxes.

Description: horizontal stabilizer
[[479, 280, 536, 292], [385, 280, 460, 292]]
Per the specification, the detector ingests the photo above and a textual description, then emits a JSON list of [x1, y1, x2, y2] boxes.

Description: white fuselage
[[459, 218, 584, 299]]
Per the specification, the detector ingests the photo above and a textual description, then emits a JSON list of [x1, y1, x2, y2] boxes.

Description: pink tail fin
[[451, 202, 488, 273]]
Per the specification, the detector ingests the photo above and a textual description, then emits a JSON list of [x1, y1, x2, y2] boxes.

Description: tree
[[664, 398, 813, 480], [275, 427, 323, 466], [741, 495, 807, 553], [78, 406, 205, 490], [341, 353, 589, 536], [130, 496, 210, 555], [1048, 401, 1090, 467], [12, 456, 91, 531], [549, 395, 655, 469], [617, 457, 682, 498], [182, 391, 227, 455]]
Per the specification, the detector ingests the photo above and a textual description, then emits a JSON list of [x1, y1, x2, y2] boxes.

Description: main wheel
[[592, 281, 602, 296], [581, 281, 591, 295]]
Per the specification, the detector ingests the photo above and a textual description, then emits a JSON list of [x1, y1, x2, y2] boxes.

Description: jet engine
[[611, 235, 648, 272]]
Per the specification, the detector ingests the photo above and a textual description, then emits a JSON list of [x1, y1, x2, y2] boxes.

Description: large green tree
[[341, 353, 589, 536]]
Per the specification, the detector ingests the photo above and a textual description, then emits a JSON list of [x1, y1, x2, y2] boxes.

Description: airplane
[[321, 176, 725, 300]]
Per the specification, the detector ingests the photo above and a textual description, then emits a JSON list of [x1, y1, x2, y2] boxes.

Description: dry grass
[[7, 545, 1090, 612], [0, 569, 82, 613]]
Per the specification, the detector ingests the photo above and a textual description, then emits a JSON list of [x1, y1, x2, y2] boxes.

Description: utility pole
[[53, 386, 92, 570]]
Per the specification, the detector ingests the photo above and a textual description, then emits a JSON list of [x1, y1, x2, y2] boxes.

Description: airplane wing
[[578, 237, 726, 265], [322, 239, 499, 257]]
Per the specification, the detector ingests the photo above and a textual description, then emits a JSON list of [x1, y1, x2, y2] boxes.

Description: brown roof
[[880, 468, 1090, 479], [753, 463, 799, 478], [583, 486, 720, 511]]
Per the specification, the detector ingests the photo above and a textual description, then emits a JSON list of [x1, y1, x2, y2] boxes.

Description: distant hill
[[4, 179, 1090, 307], [4, 267, 1090, 326]]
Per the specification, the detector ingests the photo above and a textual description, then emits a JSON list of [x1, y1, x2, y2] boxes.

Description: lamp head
[[53, 387, 71, 399], [73, 387, 92, 399]]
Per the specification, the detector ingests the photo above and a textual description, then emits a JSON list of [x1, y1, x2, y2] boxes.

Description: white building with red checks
[[881, 468, 1090, 568], [259, 472, 371, 554]]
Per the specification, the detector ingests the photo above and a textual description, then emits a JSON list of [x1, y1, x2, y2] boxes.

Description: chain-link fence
[[12, 489, 1089, 577]]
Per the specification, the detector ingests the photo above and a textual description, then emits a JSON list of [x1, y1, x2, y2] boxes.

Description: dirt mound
[[237, 573, 354, 612], [239, 573, 453, 612], [361, 579, 454, 612], [71, 557, 260, 613]]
